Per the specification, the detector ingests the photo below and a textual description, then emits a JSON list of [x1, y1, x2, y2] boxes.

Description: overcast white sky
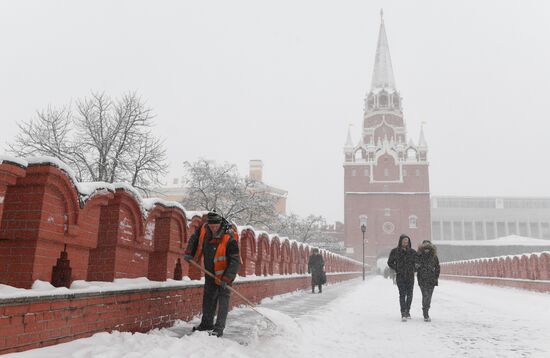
[[1, 1, 549, 222]]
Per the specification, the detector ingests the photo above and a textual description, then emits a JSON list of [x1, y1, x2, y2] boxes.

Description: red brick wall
[[0, 272, 361, 354], [1, 159, 361, 289], [0, 157, 364, 354], [440, 252, 550, 292]]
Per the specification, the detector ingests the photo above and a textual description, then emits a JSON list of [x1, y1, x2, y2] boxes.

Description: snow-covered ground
[[6, 277, 550, 358]]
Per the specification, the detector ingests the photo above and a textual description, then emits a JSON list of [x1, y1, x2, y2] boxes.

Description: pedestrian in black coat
[[415, 240, 440, 322], [387, 234, 416, 320], [308, 248, 325, 293]]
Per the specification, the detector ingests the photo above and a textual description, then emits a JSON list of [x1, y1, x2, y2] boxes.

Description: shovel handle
[[186, 259, 277, 326]]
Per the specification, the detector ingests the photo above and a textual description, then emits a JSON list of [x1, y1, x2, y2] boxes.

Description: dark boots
[[423, 309, 431, 322], [209, 327, 224, 337], [192, 323, 213, 332]]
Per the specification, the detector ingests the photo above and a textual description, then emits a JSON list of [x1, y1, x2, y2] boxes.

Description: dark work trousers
[[200, 279, 231, 330], [396, 278, 414, 314], [311, 271, 323, 293], [420, 286, 435, 311]]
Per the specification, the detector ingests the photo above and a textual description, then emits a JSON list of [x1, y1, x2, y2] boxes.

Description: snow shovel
[[187, 259, 277, 327]]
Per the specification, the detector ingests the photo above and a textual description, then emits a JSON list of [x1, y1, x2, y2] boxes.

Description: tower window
[[379, 94, 388, 107], [385, 208, 391, 217], [383, 184, 389, 192], [384, 168, 389, 177], [352, 169, 356, 176], [415, 169, 420, 176], [392, 94, 400, 108], [409, 215, 417, 229], [364, 169, 369, 176], [368, 96, 375, 110]]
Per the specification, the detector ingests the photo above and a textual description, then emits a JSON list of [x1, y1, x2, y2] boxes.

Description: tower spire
[[344, 124, 354, 152], [371, 10, 396, 91]]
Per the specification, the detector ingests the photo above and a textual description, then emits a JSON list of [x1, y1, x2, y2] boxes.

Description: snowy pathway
[[6, 277, 550, 358]]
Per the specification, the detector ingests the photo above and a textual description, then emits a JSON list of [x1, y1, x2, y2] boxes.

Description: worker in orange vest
[[184, 211, 240, 337]]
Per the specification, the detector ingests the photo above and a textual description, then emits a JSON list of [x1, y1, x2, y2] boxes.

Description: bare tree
[[8, 92, 167, 193], [270, 213, 329, 243], [182, 159, 278, 226]]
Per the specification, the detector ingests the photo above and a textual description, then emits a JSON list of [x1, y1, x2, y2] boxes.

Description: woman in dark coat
[[415, 240, 440, 322], [308, 248, 325, 293]]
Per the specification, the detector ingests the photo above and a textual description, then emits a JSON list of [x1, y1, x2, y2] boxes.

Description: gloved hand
[[215, 278, 228, 289], [183, 254, 193, 263]]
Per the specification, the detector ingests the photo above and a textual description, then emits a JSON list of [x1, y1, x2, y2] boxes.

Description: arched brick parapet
[[297, 244, 305, 274], [289, 241, 299, 274], [528, 254, 539, 280], [87, 188, 149, 281], [539, 253, 550, 280], [518, 255, 530, 279], [279, 239, 291, 275], [269, 236, 281, 276], [147, 204, 187, 281], [0, 163, 83, 288], [255, 233, 271, 276], [0, 161, 26, 224], [503, 257, 513, 278], [511, 257, 521, 278], [239, 229, 257, 277]]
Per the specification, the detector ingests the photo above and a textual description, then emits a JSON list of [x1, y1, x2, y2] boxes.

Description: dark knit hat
[[207, 211, 222, 224]]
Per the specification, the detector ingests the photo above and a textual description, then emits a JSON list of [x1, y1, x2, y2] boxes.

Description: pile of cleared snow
[[0, 272, 362, 300], [0, 277, 202, 300]]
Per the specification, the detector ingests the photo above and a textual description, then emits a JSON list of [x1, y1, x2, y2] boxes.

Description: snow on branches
[[8, 92, 168, 194], [181, 159, 278, 226]]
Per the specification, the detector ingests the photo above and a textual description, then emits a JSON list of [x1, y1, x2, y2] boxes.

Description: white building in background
[[153, 160, 288, 215], [431, 196, 550, 241]]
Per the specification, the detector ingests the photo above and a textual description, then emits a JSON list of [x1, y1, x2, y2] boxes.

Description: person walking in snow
[[415, 240, 440, 322], [183, 211, 241, 337], [308, 248, 325, 293], [387, 234, 416, 321]]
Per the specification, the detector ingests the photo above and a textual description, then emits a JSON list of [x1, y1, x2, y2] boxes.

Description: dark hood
[[418, 240, 437, 256], [398, 234, 412, 249]]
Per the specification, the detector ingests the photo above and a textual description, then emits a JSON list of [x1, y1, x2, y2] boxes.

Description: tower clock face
[[383, 222, 395, 234]]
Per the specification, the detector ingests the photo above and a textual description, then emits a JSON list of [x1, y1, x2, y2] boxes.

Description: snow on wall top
[[142, 198, 186, 214], [0, 155, 28, 168], [186, 210, 210, 221], [5, 155, 186, 219], [443, 251, 550, 265]]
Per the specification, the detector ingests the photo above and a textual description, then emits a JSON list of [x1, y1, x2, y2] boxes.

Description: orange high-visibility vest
[[194, 225, 233, 281]]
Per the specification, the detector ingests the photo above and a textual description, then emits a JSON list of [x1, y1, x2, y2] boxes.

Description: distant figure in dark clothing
[[184, 212, 241, 337], [308, 248, 325, 293], [415, 240, 440, 322], [387, 234, 416, 321]]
